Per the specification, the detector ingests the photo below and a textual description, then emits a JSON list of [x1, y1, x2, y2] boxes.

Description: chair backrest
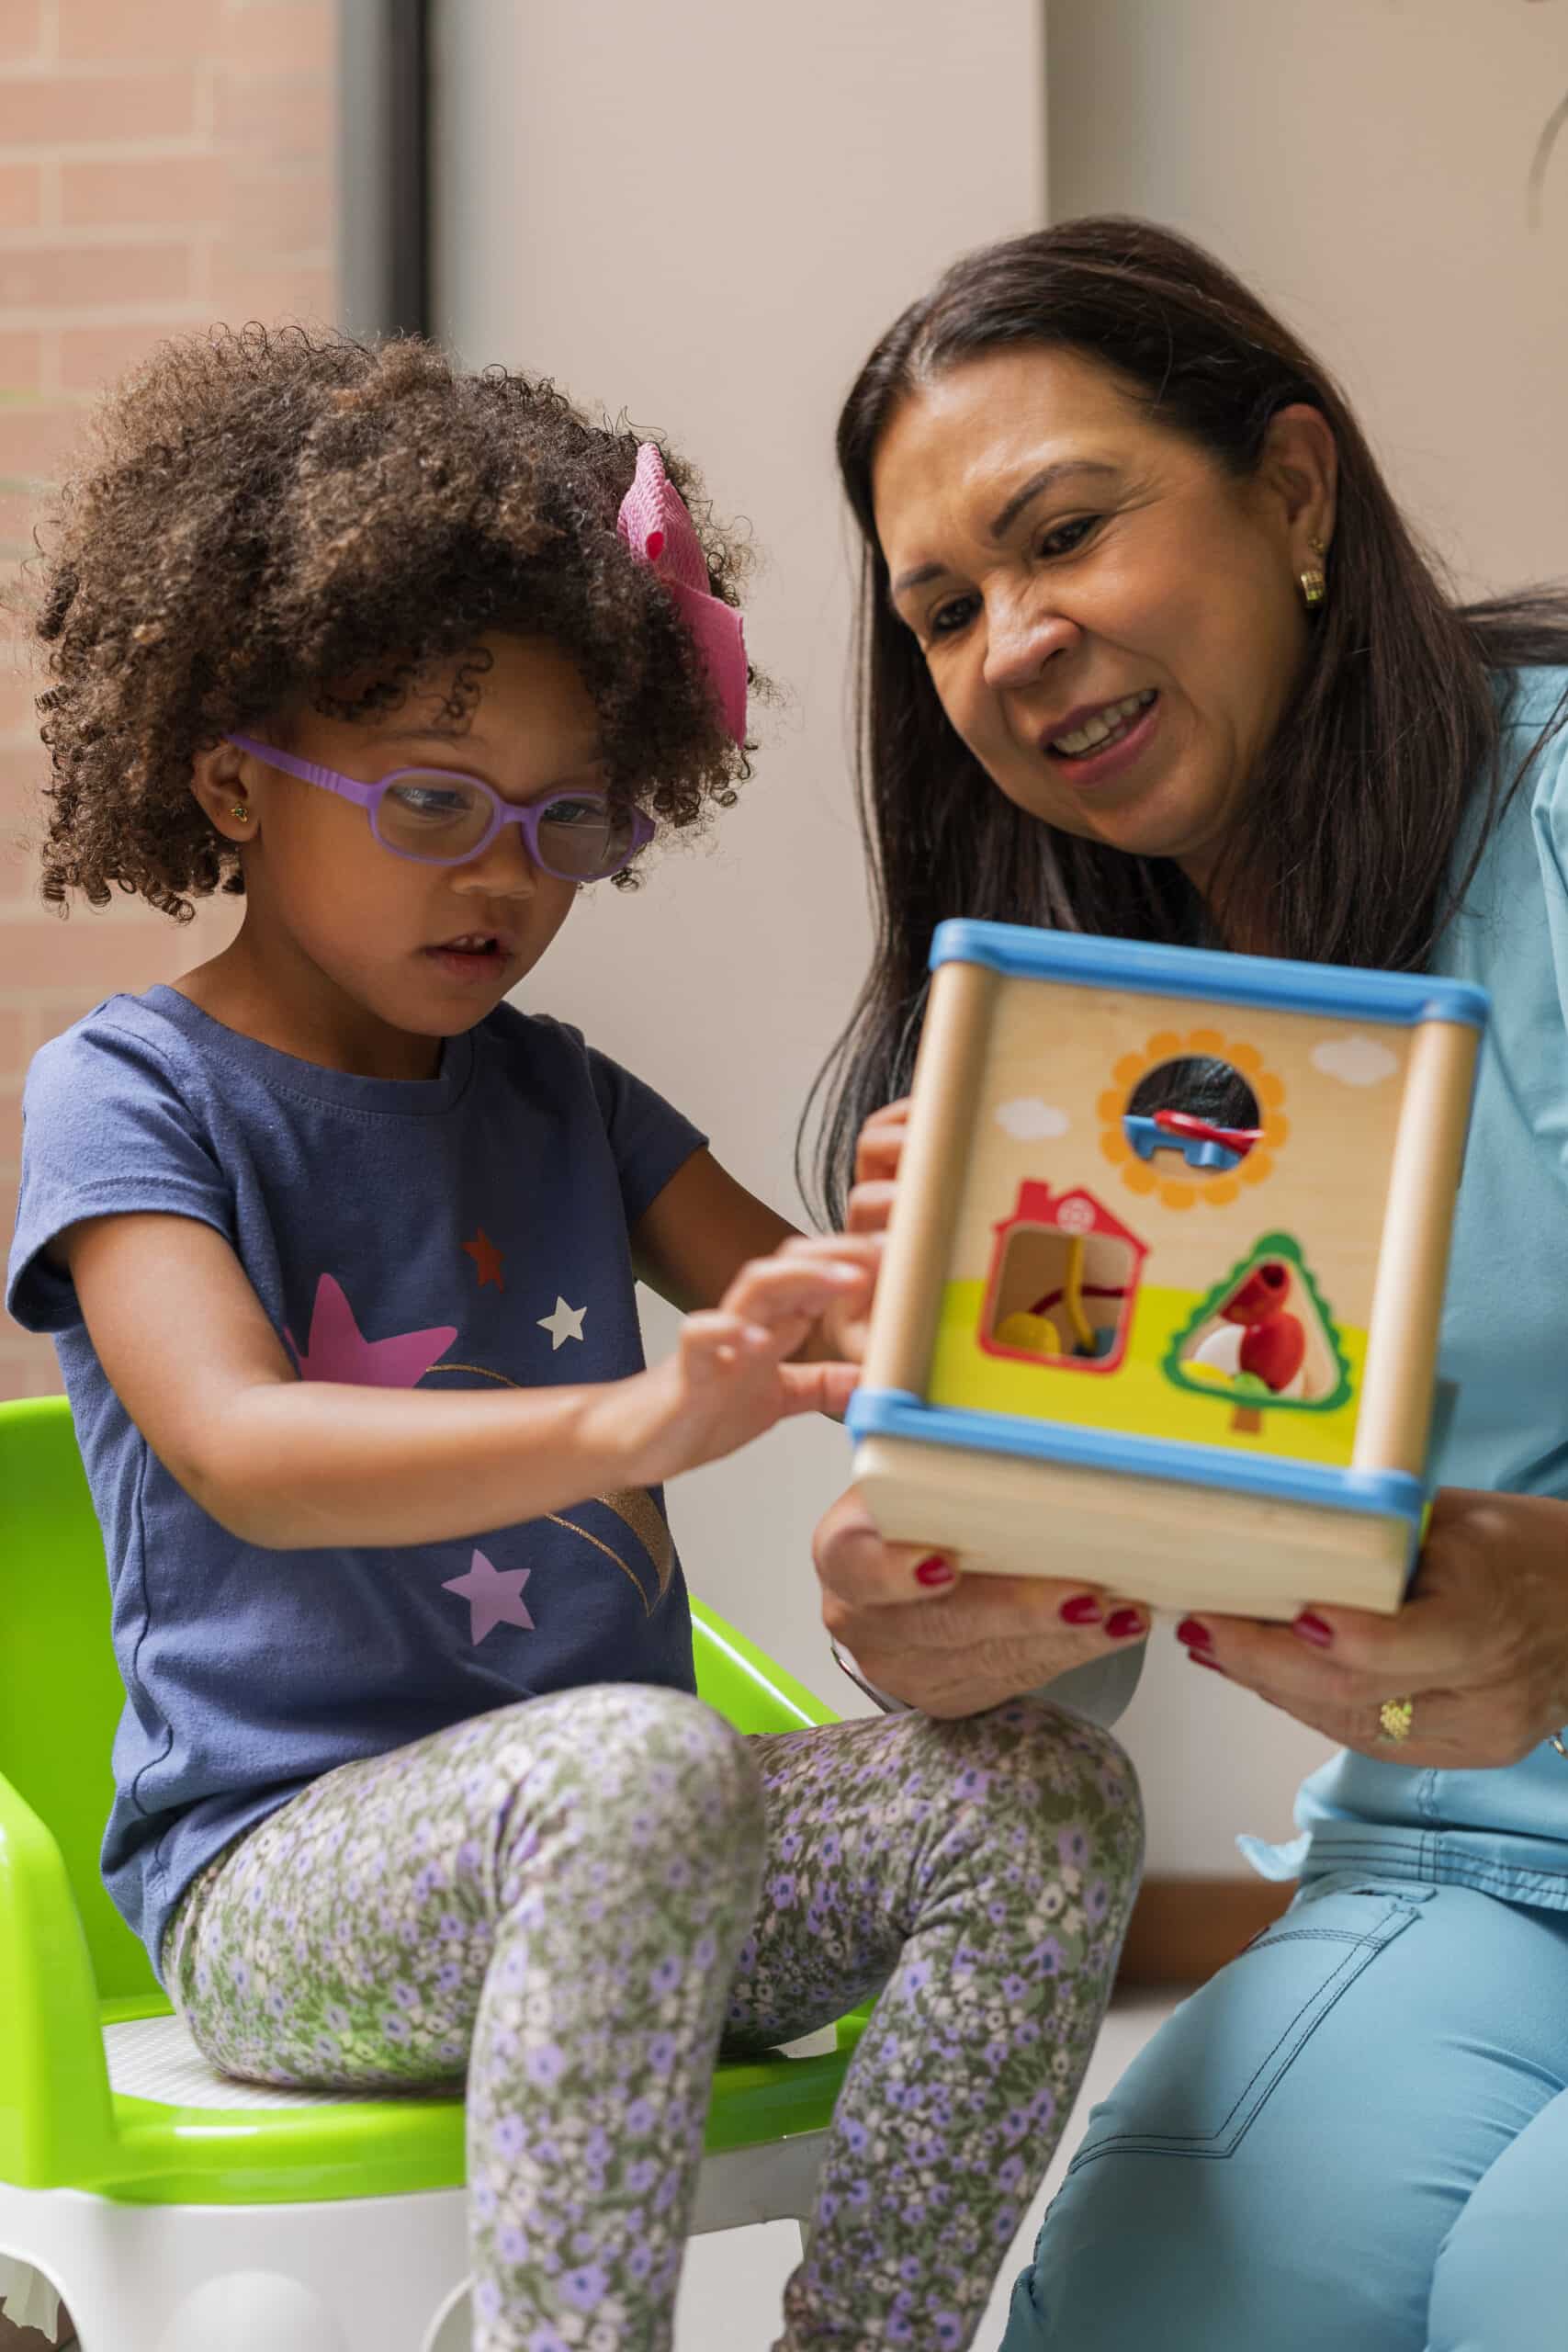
[[0, 1395, 156, 2003], [1, 1393, 837, 2008]]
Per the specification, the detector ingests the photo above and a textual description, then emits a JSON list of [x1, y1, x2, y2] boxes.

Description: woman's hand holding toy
[[812, 1484, 1148, 1719], [1177, 1488, 1568, 1767]]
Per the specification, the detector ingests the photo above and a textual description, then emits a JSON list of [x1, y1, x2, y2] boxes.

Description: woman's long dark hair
[[807, 216, 1568, 1221]]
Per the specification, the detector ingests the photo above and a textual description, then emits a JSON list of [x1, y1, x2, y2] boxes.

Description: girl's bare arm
[[631, 1147, 886, 1364], [55, 1207, 868, 1552]]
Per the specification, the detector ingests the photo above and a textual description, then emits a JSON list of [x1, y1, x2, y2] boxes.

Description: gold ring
[[1377, 1696, 1415, 1744]]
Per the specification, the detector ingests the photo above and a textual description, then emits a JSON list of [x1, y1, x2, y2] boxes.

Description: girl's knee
[[1001, 1691, 1139, 1783], [872, 1699, 1143, 1956], [1021, 1699, 1140, 1860], [629, 1685, 765, 1847], [482, 1683, 763, 1876], [943, 1697, 1143, 1858]]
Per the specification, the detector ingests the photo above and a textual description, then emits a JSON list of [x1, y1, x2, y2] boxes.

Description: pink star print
[[443, 1548, 536, 1645], [284, 1274, 457, 1387]]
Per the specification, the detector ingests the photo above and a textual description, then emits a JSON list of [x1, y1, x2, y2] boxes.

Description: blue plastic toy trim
[[930, 918, 1490, 1031], [845, 1386, 1427, 1529]]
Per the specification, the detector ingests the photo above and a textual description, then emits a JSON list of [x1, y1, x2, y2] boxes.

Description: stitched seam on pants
[[1066, 1896, 1416, 2165], [1309, 1847, 1568, 1900], [1245, 1928, 1379, 1948], [1305, 1840, 1432, 1858]]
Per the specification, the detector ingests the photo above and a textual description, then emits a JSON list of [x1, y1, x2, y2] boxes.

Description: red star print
[[463, 1228, 505, 1292]]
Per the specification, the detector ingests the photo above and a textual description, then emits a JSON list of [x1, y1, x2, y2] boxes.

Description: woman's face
[[871, 345, 1334, 892]]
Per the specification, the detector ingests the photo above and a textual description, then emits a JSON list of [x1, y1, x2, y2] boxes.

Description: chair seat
[[104, 2013, 454, 2112], [1, 1395, 865, 2247], [87, 2002, 864, 2207]]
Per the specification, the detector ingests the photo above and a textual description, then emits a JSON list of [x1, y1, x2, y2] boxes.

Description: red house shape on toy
[[980, 1182, 1149, 1374]]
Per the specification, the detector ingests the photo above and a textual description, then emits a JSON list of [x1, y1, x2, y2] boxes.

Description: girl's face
[[870, 345, 1335, 894], [196, 635, 604, 1078]]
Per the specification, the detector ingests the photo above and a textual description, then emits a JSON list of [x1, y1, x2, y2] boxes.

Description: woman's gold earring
[[1299, 539, 1327, 610], [230, 804, 251, 822]]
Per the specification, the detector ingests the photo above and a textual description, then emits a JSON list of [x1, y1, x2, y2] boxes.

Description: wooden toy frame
[[848, 922, 1487, 1621]]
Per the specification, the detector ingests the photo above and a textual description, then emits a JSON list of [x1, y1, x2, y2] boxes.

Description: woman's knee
[[1427, 2084, 1568, 2351], [1006, 1880, 1481, 2352], [1004, 2120, 1423, 2352]]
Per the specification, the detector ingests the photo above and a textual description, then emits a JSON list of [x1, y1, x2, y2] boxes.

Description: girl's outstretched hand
[[604, 1235, 877, 1486]]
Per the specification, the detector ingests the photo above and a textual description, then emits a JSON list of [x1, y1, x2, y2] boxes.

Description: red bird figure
[[1221, 1260, 1305, 1393]]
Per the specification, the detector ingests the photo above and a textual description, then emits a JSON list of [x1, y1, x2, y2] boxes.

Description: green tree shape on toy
[[1162, 1231, 1353, 1437]]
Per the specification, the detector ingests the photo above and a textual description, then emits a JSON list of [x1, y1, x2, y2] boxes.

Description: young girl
[[5, 329, 1142, 2352]]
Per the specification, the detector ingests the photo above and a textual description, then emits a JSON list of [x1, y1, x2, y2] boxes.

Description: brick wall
[[0, 0, 337, 1397]]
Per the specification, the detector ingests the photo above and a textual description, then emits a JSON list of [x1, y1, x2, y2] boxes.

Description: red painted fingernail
[[1058, 1594, 1103, 1625], [1106, 1608, 1146, 1640], [914, 1555, 955, 1589], [1187, 1649, 1226, 1673], [1292, 1612, 1335, 1649], [1176, 1617, 1213, 1651]]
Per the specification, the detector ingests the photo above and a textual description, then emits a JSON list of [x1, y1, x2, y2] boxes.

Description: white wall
[[429, 1, 1045, 1706], [1049, 0, 1568, 1868], [1047, 0, 1568, 597]]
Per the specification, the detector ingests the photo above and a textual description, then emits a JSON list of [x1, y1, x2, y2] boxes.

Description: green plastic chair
[[0, 1394, 863, 2352]]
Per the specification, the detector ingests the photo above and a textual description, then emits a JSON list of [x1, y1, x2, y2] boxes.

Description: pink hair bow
[[616, 443, 748, 746]]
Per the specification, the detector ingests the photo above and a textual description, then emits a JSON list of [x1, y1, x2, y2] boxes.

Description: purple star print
[[442, 1548, 536, 1645]]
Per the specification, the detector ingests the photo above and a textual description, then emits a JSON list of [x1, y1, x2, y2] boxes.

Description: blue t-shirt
[[6, 990, 705, 1979]]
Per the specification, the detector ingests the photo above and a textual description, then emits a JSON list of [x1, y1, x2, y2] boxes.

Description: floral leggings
[[163, 1685, 1142, 2351]]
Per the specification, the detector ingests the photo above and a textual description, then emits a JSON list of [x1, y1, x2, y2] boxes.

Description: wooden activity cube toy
[[847, 921, 1489, 1620]]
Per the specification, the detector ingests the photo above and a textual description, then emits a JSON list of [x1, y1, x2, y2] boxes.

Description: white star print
[[537, 1295, 587, 1350]]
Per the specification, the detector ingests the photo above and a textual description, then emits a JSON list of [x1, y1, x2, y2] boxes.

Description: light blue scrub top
[[1278, 663, 1568, 1905], [1055, 666, 1568, 1907]]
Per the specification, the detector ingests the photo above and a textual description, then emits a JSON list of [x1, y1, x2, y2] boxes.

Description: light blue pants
[[998, 1871, 1568, 2351]]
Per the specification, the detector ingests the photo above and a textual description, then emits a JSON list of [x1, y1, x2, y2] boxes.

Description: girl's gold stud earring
[[230, 804, 251, 821]]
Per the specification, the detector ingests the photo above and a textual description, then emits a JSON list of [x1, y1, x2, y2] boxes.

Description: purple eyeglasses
[[225, 734, 654, 881]]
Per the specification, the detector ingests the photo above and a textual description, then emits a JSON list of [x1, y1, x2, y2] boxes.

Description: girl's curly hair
[[28, 325, 756, 920]]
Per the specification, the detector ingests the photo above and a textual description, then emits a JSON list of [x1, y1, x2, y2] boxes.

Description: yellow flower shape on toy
[[1098, 1028, 1288, 1212]]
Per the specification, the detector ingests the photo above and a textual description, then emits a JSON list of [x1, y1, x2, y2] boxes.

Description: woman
[[810, 215, 1568, 2351]]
